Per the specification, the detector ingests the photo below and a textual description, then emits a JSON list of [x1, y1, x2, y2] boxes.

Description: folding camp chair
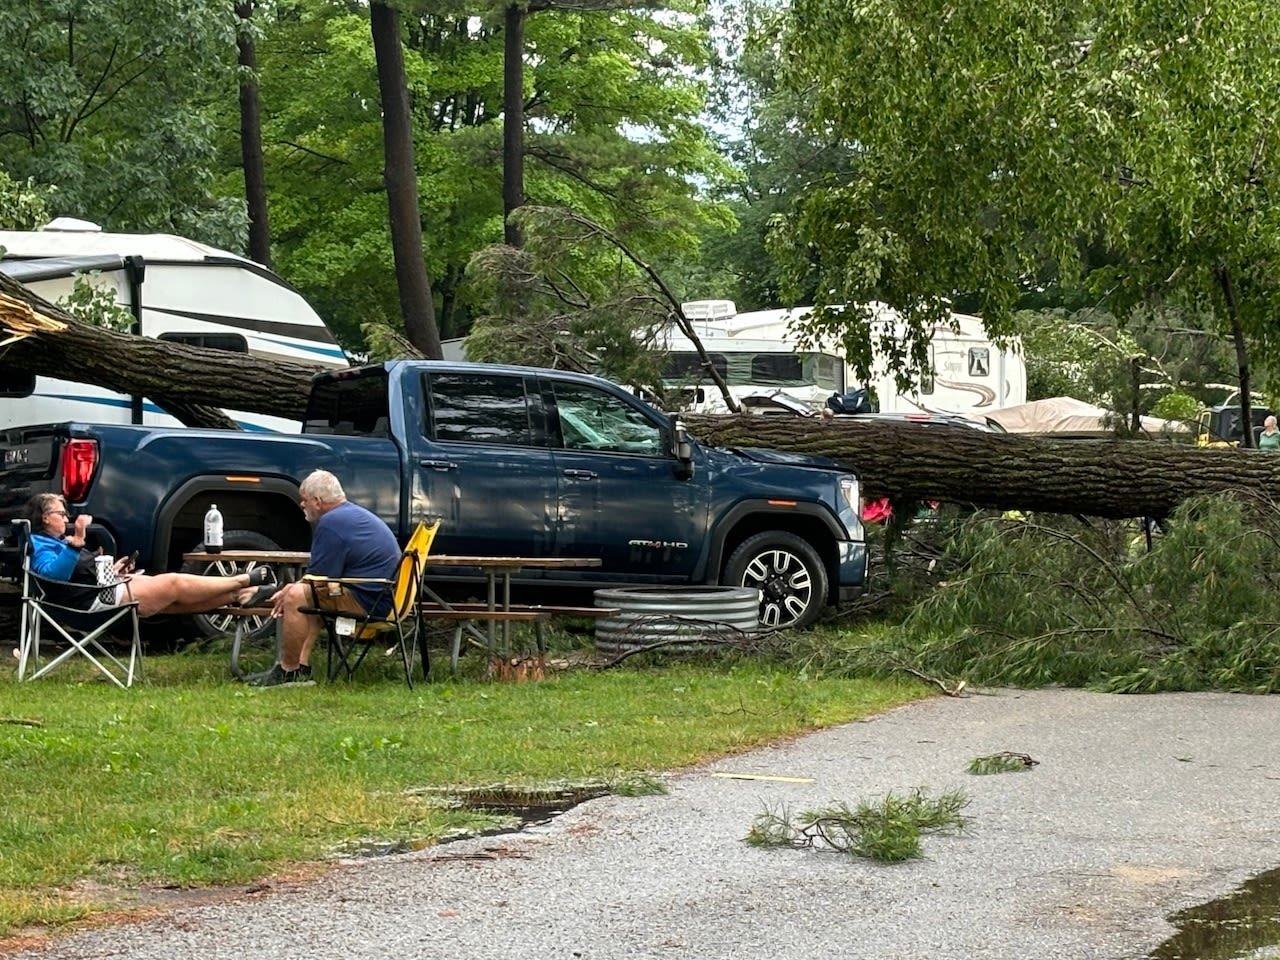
[[14, 520, 142, 688], [301, 520, 439, 688]]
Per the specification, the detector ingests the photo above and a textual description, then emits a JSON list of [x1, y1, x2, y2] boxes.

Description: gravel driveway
[[10, 688, 1280, 960]]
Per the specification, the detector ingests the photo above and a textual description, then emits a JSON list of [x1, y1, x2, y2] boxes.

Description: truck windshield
[[304, 367, 392, 437]]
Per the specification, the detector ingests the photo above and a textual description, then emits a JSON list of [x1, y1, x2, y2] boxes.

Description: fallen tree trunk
[[683, 413, 1277, 520], [3, 270, 1274, 519], [0, 273, 318, 428]]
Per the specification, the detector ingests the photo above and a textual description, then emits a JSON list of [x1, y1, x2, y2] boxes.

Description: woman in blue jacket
[[25, 493, 275, 617]]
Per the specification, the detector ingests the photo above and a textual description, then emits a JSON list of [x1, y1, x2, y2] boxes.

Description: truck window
[[428, 373, 534, 446], [552, 382, 663, 455], [304, 367, 392, 436]]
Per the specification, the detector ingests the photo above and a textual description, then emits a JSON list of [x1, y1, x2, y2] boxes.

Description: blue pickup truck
[[0, 361, 868, 629]]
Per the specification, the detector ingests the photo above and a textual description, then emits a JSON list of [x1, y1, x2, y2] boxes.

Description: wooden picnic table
[[421, 556, 603, 670]]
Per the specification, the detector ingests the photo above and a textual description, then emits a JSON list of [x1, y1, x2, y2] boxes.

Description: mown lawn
[[0, 643, 924, 935]]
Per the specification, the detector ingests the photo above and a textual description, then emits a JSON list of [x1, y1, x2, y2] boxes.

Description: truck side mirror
[[671, 419, 694, 478]]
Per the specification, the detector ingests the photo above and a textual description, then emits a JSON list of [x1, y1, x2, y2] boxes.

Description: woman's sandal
[[234, 566, 279, 607], [237, 582, 280, 609], [247, 566, 277, 587]]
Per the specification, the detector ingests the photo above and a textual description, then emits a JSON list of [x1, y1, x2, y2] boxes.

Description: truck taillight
[[61, 439, 99, 502]]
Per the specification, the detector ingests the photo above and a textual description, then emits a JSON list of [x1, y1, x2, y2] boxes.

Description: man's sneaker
[[247, 662, 314, 688]]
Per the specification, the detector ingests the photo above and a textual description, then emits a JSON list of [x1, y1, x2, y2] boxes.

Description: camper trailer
[[662, 300, 1027, 416], [0, 220, 348, 432]]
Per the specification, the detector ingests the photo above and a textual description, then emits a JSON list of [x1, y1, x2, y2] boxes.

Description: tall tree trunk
[[370, 0, 443, 358], [236, 0, 272, 268], [503, 3, 526, 247], [1216, 265, 1254, 448]]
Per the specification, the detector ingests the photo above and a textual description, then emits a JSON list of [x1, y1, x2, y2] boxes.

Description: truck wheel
[[723, 532, 828, 630], [182, 529, 285, 644]]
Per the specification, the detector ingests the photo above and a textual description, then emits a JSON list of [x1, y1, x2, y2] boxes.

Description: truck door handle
[[419, 458, 458, 471], [563, 468, 598, 480]]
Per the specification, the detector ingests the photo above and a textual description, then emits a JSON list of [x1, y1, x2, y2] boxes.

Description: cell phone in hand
[[126, 550, 140, 570]]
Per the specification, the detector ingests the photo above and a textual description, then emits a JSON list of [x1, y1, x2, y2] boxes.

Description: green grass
[[0, 644, 922, 934]]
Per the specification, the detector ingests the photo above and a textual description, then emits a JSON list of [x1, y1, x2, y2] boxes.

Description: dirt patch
[[0, 864, 330, 955]]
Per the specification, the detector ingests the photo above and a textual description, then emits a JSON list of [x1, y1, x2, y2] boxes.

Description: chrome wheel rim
[[195, 559, 272, 636], [739, 548, 814, 628]]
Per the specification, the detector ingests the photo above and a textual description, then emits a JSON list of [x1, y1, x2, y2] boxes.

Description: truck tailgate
[[0, 425, 64, 517]]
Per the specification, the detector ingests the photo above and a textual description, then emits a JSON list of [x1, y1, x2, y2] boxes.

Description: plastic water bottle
[[204, 503, 224, 554]]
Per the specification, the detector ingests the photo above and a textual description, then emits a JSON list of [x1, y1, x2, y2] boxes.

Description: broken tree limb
[[0, 272, 320, 427]]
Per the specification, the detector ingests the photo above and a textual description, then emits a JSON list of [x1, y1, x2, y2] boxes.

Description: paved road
[[10, 689, 1280, 960]]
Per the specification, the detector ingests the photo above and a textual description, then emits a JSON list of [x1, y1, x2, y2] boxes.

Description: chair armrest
[[301, 574, 394, 587]]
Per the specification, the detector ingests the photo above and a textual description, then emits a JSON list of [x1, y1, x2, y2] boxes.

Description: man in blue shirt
[[247, 470, 401, 687]]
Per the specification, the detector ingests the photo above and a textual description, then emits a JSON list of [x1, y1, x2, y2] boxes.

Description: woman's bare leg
[[125, 572, 251, 618]]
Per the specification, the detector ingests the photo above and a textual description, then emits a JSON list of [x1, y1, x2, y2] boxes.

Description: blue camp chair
[[14, 520, 142, 688]]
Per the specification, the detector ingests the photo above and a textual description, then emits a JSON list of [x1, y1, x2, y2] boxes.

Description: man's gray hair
[[300, 469, 346, 504]]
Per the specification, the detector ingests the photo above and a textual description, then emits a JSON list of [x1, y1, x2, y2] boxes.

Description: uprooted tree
[[4, 271, 1280, 520]]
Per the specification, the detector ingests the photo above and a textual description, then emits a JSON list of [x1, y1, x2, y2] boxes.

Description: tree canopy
[[0, 0, 243, 242], [772, 0, 1280, 406]]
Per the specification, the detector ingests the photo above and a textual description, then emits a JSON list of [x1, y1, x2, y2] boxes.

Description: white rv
[[0, 220, 348, 432], [663, 300, 1027, 416]]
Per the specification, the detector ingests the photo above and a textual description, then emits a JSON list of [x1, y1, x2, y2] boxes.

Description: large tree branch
[[0, 273, 319, 427]]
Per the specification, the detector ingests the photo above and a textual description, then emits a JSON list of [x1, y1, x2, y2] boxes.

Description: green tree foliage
[[0, 171, 51, 230], [0, 0, 243, 243], [840, 495, 1280, 693], [691, 0, 857, 311], [463, 205, 674, 392], [1017, 303, 1250, 413], [771, 0, 1280, 401], [251, 0, 726, 351]]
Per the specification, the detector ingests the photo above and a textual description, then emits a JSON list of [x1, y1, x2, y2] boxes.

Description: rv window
[[159, 332, 248, 353], [0, 365, 34, 398], [304, 368, 392, 436], [663, 352, 728, 381], [813, 354, 845, 392], [750, 353, 804, 385], [968, 348, 990, 377], [920, 342, 935, 395], [427, 373, 534, 447]]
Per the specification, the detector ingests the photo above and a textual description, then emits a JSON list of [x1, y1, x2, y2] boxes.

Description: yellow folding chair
[[301, 520, 439, 687]]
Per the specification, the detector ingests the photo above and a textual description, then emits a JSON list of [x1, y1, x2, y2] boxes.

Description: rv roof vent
[[682, 299, 737, 321], [41, 217, 102, 232]]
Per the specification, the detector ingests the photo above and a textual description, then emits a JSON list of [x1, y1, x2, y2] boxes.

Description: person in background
[[25, 493, 274, 616], [1259, 415, 1280, 450], [245, 469, 401, 688]]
